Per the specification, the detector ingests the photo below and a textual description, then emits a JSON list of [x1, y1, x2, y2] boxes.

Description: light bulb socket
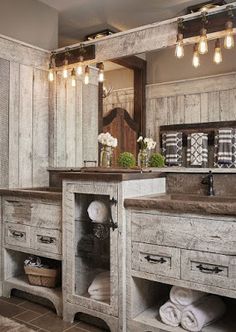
[[225, 20, 233, 30], [78, 55, 84, 63], [215, 38, 221, 49], [201, 11, 208, 27], [85, 65, 90, 74], [200, 27, 207, 37], [177, 18, 184, 33], [193, 43, 199, 52], [71, 68, 76, 76], [176, 32, 184, 42]]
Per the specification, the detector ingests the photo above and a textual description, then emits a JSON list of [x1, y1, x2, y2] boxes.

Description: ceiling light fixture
[[175, 18, 184, 59], [76, 44, 85, 76], [213, 38, 223, 64], [84, 65, 90, 85], [98, 62, 105, 83], [198, 12, 209, 54], [63, 48, 70, 79], [192, 43, 200, 68], [224, 5, 235, 49], [48, 52, 55, 82], [71, 68, 76, 87]]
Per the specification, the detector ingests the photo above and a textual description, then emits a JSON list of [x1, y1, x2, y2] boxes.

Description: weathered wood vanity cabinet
[[0, 189, 63, 316], [125, 172, 236, 332], [61, 172, 165, 331]]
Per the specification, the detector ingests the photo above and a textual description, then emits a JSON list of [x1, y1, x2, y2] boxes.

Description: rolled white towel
[[87, 200, 109, 223], [88, 271, 110, 296], [90, 294, 110, 302], [181, 295, 226, 332], [159, 300, 185, 327], [170, 286, 206, 306]]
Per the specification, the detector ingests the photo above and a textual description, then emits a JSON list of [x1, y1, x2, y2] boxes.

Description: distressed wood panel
[[184, 94, 201, 124], [75, 80, 83, 167], [66, 79, 76, 167], [19, 65, 33, 187], [9, 62, 20, 188], [33, 69, 49, 186], [208, 91, 220, 122], [0, 58, 10, 187], [56, 74, 66, 167], [82, 82, 99, 163]]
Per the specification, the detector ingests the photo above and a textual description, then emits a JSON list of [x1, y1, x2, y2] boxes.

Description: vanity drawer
[[181, 250, 236, 290], [132, 242, 180, 279], [5, 223, 30, 248], [131, 212, 236, 255], [31, 227, 62, 255], [3, 199, 32, 224], [31, 202, 61, 229]]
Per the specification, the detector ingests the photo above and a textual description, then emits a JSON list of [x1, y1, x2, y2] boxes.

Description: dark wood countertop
[[0, 187, 62, 200], [124, 193, 236, 216], [58, 171, 165, 182]]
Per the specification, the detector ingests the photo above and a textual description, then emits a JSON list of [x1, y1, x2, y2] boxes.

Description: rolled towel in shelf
[[170, 286, 206, 307], [87, 200, 109, 223], [187, 133, 208, 167], [88, 271, 110, 298], [181, 295, 226, 332], [217, 128, 233, 165], [159, 300, 184, 327], [162, 132, 183, 166]]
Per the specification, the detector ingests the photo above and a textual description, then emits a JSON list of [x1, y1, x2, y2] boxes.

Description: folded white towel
[[90, 294, 110, 302], [87, 200, 109, 223], [170, 286, 206, 306], [88, 271, 110, 296], [159, 301, 185, 327], [181, 295, 226, 332]]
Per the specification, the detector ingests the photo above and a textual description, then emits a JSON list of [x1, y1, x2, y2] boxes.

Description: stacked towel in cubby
[[214, 128, 236, 168], [187, 133, 208, 167], [159, 286, 225, 331], [87, 200, 109, 224], [162, 132, 183, 166], [88, 271, 110, 302]]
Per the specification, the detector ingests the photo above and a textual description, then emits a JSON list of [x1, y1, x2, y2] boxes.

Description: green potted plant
[[118, 152, 136, 168], [149, 152, 165, 168]]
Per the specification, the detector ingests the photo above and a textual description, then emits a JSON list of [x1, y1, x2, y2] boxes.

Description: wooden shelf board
[[4, 275, 62, 300], [133, 305, 236, 332]]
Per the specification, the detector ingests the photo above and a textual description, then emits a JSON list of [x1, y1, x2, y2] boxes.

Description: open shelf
[[130, 277, 236, 332], [3, 275, 62, 316]]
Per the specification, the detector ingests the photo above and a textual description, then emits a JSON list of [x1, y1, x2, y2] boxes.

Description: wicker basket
[[24, 266, 58, 288]]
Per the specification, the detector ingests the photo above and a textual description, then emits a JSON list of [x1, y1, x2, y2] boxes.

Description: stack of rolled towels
[[88, 271, 110, 302], [159, 286, 226, 331]]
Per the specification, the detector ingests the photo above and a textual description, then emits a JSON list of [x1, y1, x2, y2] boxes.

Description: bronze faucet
[[201, 171, 215, 196]]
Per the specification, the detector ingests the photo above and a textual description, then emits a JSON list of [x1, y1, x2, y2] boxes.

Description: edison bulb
[[48, 70, 54, 82], [63, 67, 68, 78], [84, 73, 89, 85], [214, 48, 222, 64], [77, 64, 83, 76], [198, 28, 208, 54], [98, 70, 104, 82], [192, 52, 200, 68], [224, 31, 234, 49]]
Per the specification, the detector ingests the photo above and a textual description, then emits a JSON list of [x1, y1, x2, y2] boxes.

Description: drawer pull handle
[[39, 236, 55, 244], [144, 255, 166, 264], [11, 230, 24, 238], [196, 264, 223, 274]]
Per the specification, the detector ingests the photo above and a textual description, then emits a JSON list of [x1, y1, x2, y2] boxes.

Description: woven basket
[[24, 266, 58, 288]]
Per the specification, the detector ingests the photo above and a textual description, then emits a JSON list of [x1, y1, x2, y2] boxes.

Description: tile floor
[[0, 296, 106, 332]]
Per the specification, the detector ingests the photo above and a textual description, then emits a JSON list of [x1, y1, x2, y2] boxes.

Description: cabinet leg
[[63, 302, 75, 323]]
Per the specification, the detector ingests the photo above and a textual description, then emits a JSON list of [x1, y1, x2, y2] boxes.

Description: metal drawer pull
[[39, 236, 55, 244], [144, 255, 167, 264], [11, 230, 24, 238], [196, 264, 223, 274]]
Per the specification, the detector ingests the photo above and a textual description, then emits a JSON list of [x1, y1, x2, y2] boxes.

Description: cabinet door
[[63, 181, 119, 317]]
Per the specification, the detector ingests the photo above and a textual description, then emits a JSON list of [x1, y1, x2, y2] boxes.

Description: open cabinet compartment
[[130, 277, 236, 332], [74, 193, 112, 304]]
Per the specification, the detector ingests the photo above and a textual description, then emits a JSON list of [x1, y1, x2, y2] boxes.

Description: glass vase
[[138, 149, 149, 168], [100, 145, 113, 168]]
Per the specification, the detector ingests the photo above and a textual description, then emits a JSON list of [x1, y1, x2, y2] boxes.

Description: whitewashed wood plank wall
[[0, 35, 50, 188], [103, 88, 134, 118], [146, 72, 236, 150], [49, 69, 99, 168]]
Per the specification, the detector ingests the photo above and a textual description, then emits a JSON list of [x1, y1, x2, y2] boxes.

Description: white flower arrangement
[[137, 136, 156, 150], [98, 132, 118, 148]]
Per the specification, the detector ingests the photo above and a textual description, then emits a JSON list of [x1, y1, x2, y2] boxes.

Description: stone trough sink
[[124, 193, 236, 216]]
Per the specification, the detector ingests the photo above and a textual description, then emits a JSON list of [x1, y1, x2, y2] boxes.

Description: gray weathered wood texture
[[146, 72, 236, 150], [49, 70, 99, 167], [103, 88, 134, 118]]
